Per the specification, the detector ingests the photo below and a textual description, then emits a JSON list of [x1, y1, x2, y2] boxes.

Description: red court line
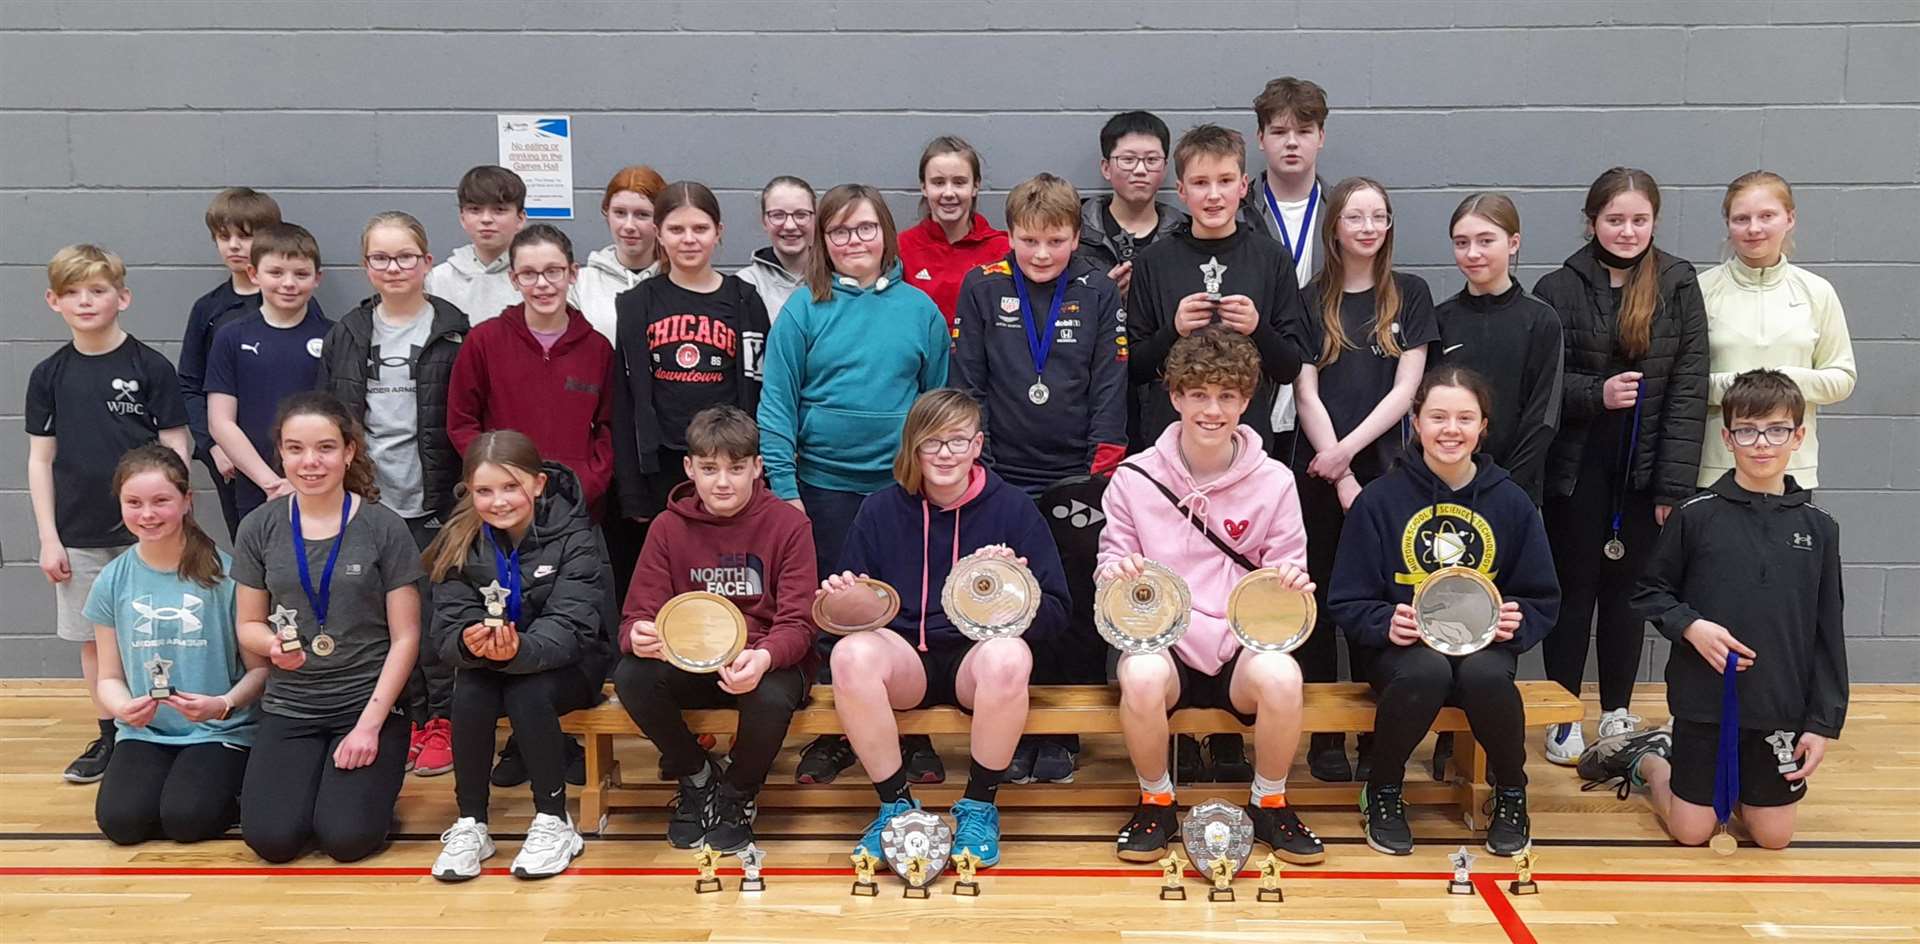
[[1474, 875, 1538, 944]]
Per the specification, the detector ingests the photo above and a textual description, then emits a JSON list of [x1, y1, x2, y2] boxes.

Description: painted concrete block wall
[[1, 0, 1915, 678]]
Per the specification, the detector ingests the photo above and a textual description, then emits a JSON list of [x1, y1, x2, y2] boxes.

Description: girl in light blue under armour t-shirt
[[85, 444, 267, 844]]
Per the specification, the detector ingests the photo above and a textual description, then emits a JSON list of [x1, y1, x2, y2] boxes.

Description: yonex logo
[[1051, 500, 1105, 529]]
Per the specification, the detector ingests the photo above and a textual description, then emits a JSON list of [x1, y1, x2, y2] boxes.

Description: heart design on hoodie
[[1224, 519, 1249, 541]]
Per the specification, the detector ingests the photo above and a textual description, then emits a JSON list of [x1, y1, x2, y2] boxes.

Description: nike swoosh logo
[[1443, 343, 1465, 355]]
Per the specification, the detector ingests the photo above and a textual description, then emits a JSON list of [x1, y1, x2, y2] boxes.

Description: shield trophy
[[880, 808, 953, 896], [940, 551, 1042, 642], [1226, 568, 1316, 654], [1094, 559, 1191, 656], [1414, 566, 1503, 656], [655, 591, 748, 673], [812, 577, 901, 636], [1181, 800, 1254, 895]]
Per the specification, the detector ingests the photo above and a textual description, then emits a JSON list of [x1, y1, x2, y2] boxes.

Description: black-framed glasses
[[510, 267, 571, 287], [765, 209, 815, 226], [1108, 154, 1166, 172], [365, 252, 425, 271], [825, 222, 881, 246], [916, 433, 979, 456], [1729, 424, 1797, 447]]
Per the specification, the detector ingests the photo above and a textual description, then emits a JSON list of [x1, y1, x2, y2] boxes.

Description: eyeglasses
[[510, 267, 572, 287], [916, 434, 978, 456], [1729, 424, 1797, 447], [365, 252, 425, 271], [764, 209, 815, 226], [1338, 213, 1394, 230], [825, 222, 882, 246], [1108, 154, 1166, 172]]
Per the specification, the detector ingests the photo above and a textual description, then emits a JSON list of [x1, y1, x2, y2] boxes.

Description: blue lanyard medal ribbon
[[1262, 178, 1319, 262], [1010, 262, 1068, 406], [1603, 381, 1645, 561], [290, 495, 351, 656], [1711, 655, 1742, 854], [485, 526, 523, 623]]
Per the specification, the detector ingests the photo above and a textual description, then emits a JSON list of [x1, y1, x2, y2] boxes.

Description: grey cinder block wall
[[1, 1, 1915, 679]]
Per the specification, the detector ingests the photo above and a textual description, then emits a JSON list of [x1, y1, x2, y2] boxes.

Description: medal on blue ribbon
[[1011, 261, 1067, 406], [1261, 177, 1319, 262], [1604, 381, 1645, 561], [1710, 654, 1742, 854], [484, 525, 523, 625], [290, 495, 351, 657]]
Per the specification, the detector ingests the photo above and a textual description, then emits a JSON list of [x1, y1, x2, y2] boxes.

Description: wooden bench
[[560, 681, 1582, 833]]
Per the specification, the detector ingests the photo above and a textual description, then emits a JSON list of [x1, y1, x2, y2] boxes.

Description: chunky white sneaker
[[512, 812, 584, 879], [432, 817, 495, 882], [1544, 722, 1585, 767], [1597, 709, 1642, 740]]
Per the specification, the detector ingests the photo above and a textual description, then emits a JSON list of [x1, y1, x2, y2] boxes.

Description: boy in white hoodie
[[425, 166, 526, 325], [1097, 326, 1323, 866]]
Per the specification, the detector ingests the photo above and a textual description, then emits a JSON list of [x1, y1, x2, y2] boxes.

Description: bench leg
[[580, 733, 615, 835], [1451, 735, 1489, 831]]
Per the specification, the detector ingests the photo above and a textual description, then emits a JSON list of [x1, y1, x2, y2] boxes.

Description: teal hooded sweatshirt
[[758, 260, 950, 498]]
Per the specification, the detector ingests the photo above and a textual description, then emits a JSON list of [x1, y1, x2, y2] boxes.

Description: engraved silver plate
[[1414, 566, 1503, 656], [941, 552, 1042, 642], [1227, 568, 1315, 654], [1094, 559, 1191, 656]]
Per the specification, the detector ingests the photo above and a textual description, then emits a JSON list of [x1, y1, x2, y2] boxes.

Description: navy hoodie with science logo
[[952, 254, 1128, 493], [1329, 444, 1560, 652]]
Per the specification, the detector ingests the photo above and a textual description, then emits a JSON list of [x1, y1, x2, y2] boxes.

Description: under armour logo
[[110, 378, 139, 402], [1051, 500, 1105, 529], [131, 593, 203, 635], [1791, 532, 1814, 550]]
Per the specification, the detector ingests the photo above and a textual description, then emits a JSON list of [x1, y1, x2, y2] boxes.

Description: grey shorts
[[54, 545, 128, 642]]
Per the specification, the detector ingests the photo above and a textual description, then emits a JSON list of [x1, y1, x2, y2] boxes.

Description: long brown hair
[[270, 391, 380, 502], [1314, 177, 1403, 366], [111, 444, 225, 589], [422, 430, 545, 582], [805, 184, 901, 303], [917, 135, 984, 221], [1583, 167, 1662, 360]]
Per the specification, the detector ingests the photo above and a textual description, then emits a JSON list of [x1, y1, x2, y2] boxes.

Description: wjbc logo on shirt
[[690, 553, 766, 598], [106, 378, 146, 416]]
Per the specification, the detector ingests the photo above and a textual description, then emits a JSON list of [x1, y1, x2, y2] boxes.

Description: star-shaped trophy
[[1207, 854, 1236, 902], [849, 848, 880, 897], [738, 843, 766, 892], [692, 843, 722, 893], [902, 856, 931, 900], [1199, 256, 1228, 301], [1509, 848, 1538, 895], [1448, 846, 1477, 895], [269, 604, 302, 653], [144, 655, 174, 699], [1157, 849, 1187, 900], [951, 849, 982, 897], [479, 580, 510, 629], [1257, 852, 1283, 903]]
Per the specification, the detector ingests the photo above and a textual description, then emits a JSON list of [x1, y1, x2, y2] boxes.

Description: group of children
[[29, 74, 1853, 879]]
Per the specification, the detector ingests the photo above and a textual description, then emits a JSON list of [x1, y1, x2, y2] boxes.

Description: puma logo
[[1224, 519, 1250, 540], [240, 342, 261, 355]]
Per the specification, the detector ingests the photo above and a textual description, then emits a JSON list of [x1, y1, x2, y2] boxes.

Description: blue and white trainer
[[950, 798, 1002, 868], [855, 798, 918, 862]]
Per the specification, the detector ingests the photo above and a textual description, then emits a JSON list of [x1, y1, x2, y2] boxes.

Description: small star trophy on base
[[270, 605, 303, 653], [738, 843, 765, 893], [1207, 855, 1236, 902], [951, 849, 982, 897], [1256, 853, 1283, 903], [144, 655, 174, 699], [902, 856, 931, 899], [1158, 850, 1187, 900], [1508, 848, 1538, 895], [849, 848, 879, 897], [1447, 847, 1477, 895], [692, 843, 722, 893]]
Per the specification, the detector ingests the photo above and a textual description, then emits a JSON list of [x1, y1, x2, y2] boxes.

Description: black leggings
[[1292, 469, 1375, 687], [1542, 464, 1660, 711], [450, 666, 599, 822], [614, 655, 809, 795], [1367, 644, 1526, 791], [401, 514, 454, 723], [240, 711, 409, 863], [95, 738, 248, 844]]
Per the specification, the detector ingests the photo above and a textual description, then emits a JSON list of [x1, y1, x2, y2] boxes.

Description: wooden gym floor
[[5, 681, 1918, 943]]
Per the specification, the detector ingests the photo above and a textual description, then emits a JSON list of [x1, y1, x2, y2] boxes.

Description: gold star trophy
[[692, 843, 722, 893], [850, 848, 880, 897], [952, 849, 982, 897], [1509, 848, 1538, 895], [1207, 854, 1236, 902], [1256, 852, 1283, 903], [903, 856, 931, 899], [1157, 849, 1187, 900]]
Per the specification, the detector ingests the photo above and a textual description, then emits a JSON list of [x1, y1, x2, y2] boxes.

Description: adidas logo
[[1051, 499, 1105, 529], [914, 268, 932, 280]]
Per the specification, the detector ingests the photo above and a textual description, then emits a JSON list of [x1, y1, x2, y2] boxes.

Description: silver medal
[[1603, 538, 1626, 561], [1028, 381, 1050, 405]]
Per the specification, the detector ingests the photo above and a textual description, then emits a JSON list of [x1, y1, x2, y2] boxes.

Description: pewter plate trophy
[[1094, 559, 1191, 656], [941, 551, 1042, 642], [1227, 567, 1316, 654], [1414, 566, 1502, 656]]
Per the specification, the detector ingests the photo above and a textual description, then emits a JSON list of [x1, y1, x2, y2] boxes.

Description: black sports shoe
[[1484, 786, 1530, 856], [1245, 802, 1325, 865], [1115, 797, 1179, 862], [1005, 737, 1041, 784], [1308, 732, 1353, 782], [491, 736, 528, 787], [667, 770, 718, 849], [1579, 726, 1674, 799], [1176, 734, 1206, 783], [63, 737, 112, 784], [794, 735, 856, 785], [705, 782, 757, 854], [564, 736, 586, 787], [1362, 782, 1414, 856], [1430, 732, 1455, 781], [1354, 732, 1375, 782], [1205, 734, 1252, 782], [901, 734, 945, 784], [1029, 738, 1076, 784]]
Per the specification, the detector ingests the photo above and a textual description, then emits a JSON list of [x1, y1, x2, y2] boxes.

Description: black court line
[[5, 831, 1919, 850]]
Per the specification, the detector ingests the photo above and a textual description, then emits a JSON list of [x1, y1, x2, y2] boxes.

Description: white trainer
[[432, 817, 495, 882], [1544, 722, 1585, 767], [1597, 708, 1642, 740], [512, 812, 584, 879]]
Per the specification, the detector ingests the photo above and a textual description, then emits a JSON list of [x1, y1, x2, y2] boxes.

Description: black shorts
[[914, 644, 976, 711], [1669, 720, 1808, 809], [1174, 651, 1254, 727]]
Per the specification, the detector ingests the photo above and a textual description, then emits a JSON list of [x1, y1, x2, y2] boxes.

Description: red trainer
[[413, 717, 454, 777], [406, 722, 425, 772]]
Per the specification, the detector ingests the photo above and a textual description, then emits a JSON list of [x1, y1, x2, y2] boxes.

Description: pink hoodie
[[1097, 422, 1309, 675]]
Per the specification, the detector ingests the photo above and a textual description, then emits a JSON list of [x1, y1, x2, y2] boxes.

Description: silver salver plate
[[880, 808, 953, 887], [941, 551, 1042, 642], [1094, 559, 1191, 656], [1227, 567, 1316, 654], [1414, 566, 1503, 656], [1181, 799, 1255, 878]]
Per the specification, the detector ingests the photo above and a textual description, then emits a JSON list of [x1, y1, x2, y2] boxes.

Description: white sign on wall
[[497, 114, 574, 219]]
